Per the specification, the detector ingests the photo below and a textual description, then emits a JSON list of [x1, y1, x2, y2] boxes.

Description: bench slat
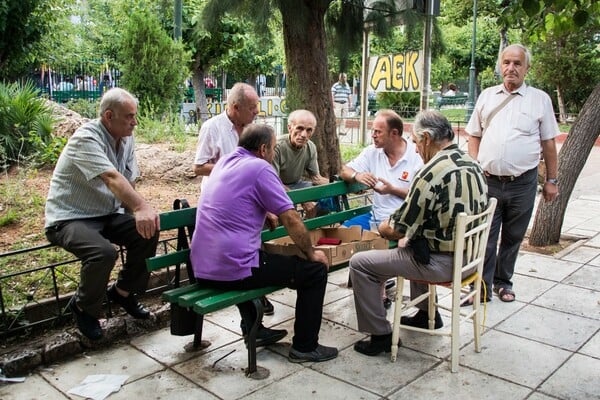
[[158, 207, 196, 231], [260, 205, 372, 242], [286, 180, 367, 203], [178, 288, 229, 307], [146, 249, 190, 272], [162, 283, 202, 302], [193, 286, 283, 314]]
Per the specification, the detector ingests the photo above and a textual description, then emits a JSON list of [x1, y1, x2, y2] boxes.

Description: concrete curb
[[0, 303, 172, 377]]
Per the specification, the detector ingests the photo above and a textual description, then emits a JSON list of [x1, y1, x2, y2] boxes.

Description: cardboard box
[[263, 226, 389, 266]]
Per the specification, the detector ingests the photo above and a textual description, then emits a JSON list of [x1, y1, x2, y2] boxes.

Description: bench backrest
[[146, 180, 371, 274]]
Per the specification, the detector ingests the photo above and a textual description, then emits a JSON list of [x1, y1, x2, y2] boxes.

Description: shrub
[[375, 91, 420, 119], [66, 98, 99, 119], [0, 81, 57, 169]]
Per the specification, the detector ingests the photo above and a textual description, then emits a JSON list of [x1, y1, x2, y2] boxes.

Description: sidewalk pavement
[[2, 148, 599, 400]]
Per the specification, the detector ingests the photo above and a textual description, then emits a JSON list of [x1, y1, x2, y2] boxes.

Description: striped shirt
[[389, 144, 488, 252], [44, 119, 139, 228], [331, 82, 352, 104]]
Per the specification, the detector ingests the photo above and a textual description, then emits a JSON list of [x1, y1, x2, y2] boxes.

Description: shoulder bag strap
[[483, 92, 518, 135]]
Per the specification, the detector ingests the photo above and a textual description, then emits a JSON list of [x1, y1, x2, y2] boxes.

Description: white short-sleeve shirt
[[466, 83, 559, 176], [346, 139, 423, 222], [193, 112, 239, 193]]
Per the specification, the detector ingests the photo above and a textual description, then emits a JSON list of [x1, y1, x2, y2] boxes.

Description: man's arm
[[100, 169, 159, 238], [467, 136, 481, 161], [279, 209, 329, 267], [541, 138, 559, 202], [193, 162, 214, 177]]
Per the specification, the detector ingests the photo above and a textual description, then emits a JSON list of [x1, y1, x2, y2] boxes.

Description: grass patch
[[341, 143, 366, 163]]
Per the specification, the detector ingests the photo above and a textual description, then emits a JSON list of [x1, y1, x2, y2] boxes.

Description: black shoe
[[400, 309, 443, 329], [244, 326, 288, 347], [385, 279, 396, 291], [353, 333, 401, 356], [107, 284, 150, 319], [68, 297, 103, 340], [460, 294, 492, 307], [261, 296, 275, 316], [288, 344, 338, 363], [383, 297, 392, 309]]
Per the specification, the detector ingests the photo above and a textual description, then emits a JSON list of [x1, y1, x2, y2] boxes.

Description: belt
[[335, 100, 347, 104], [485, 172, 517, 182], [484, 167, 536, 183]]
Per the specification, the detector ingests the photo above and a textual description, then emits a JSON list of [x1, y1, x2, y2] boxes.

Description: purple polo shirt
[[190, 147, 293, 281]]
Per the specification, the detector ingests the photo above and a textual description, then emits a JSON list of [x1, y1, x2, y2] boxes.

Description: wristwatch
[[350, 171, 358, 182], [546, 178, 558, 185]]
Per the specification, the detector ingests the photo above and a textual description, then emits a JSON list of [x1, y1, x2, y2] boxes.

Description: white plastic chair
[[390, 197, 497, 372]]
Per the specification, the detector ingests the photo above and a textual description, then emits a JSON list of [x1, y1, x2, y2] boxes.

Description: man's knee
[[89, 242, 118, 266]]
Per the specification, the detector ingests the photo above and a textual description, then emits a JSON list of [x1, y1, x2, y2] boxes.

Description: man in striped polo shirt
[[331, 73, 353, 119], [45, 88, 159, 341]]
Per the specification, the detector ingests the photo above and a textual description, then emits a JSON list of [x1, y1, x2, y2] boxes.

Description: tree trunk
[[192, 57, 209, 122], [279, 0, 341, 178], [529, 83, 600, 246]]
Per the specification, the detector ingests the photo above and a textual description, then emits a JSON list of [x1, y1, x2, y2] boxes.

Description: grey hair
[[413, 110, 455, 143], [227, 82, 257, 108], [288, 109, 317, 126], [99, 88, 137, 117], [239, 124, 275, 151], [499, 44, 532, 68]]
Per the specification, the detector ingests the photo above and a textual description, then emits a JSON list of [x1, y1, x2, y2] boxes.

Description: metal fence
[[0, 236, 183, 340]]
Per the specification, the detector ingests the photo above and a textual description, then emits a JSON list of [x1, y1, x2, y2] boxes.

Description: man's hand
[[312, 175, 330, 186], [309, 249, 330, 269], [355, 171, 378, 188], [265, 212, 279, 231], [134, 204, 159, 239], [542, 182, 558, 202], [302, 201, 318, 219], [373, 177, 394, 195]]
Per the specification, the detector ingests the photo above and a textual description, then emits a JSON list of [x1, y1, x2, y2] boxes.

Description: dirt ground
[[0, 145, 202, 251]]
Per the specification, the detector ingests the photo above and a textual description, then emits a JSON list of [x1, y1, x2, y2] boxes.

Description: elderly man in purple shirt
[[189, 124, 338, 363]]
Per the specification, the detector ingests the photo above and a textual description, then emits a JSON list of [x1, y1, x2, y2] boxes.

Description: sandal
[[495, 287, 516, 302]]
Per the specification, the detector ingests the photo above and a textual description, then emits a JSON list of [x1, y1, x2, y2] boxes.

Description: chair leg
[[450, 283, 462, 373], [390, 276, 404, 362], [427, 284, 436, 330], [473, 279, 482, 353]]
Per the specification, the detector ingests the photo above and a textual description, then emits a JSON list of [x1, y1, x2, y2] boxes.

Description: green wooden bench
[[436, 94, 468, 109], [146, 180, 372, 379]]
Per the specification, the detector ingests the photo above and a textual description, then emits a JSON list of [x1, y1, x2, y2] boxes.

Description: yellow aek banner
[[368, 51, 423, 92]]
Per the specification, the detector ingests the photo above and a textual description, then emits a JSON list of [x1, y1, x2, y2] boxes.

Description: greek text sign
[[180, 96, 287, 123], [368, 51, 423, 92]]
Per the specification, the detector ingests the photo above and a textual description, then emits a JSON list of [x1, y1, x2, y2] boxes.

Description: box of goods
[[263, 226, 388, 266]]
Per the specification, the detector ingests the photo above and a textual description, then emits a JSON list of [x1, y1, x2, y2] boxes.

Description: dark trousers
[[483, 167, 538, 295], [46, 213, 158, 317], [196, 251, 328, 353]]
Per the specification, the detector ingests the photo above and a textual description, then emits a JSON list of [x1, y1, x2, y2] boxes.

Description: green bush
[[66, 98, 99, 119], [0, 81, 57, 169], [375, 91, 420, 119]]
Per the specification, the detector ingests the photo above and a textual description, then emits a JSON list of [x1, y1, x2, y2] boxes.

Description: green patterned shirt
[[389, 144, 488, 252]]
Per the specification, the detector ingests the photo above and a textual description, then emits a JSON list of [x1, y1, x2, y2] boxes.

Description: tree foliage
[[0, 0, 72, 81], [118, 10, 189, 117]]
